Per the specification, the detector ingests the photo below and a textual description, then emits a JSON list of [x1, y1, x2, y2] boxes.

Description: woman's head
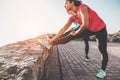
[[65, 0, 82, 13], [65, 0, 82, 7]]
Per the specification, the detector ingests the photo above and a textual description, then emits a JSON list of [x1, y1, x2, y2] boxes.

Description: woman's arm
[[71, 6, 89, 36], [50, 19, 72, 43]]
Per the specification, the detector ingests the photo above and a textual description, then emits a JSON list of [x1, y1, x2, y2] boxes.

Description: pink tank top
[[69, 4, 106, 32]]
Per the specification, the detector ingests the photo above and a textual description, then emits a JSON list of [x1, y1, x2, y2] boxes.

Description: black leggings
[[56, 30, 89, 58], [53, 27, 108, 70]]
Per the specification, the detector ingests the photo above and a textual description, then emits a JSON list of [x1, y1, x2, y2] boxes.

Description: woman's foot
[[96, 69, 106, 79], [85, 56, 90, 62], [38, 39, 52, 49]]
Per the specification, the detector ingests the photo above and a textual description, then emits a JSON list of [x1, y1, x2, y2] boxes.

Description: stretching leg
[[59, 30, 71, 38], [52, 30, 88, 45]]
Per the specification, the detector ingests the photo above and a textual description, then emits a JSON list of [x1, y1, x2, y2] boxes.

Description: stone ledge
[[0, 37, 50, 80]]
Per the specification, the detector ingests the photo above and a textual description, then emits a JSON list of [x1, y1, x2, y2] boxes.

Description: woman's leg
[[59, 30, 71, 38], [53, 34, 78, 45], [52, 30, 88, 45], [95, 28, 108, 70], [84, 36, 89, 60]]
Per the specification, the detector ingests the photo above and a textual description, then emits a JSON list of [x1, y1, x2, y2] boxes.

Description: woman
[[40, 0, 108, 78], [54, 21, 90, 61]]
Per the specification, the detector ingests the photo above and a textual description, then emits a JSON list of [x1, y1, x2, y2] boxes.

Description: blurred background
[[0, 0, 120, 46]]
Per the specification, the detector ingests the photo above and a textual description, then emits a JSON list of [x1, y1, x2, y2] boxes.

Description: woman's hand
[[70, 27, 74, 31], [48, 39, 54, 45], [70, 30, 77, 36]]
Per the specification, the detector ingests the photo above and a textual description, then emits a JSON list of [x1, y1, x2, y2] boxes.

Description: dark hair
[[67, 0, 82, 7]]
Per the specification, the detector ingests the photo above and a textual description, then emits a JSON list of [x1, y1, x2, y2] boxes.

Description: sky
[[0, 0, 120, 46]]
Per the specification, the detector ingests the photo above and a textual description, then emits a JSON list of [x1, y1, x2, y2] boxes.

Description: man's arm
[[51, 19, 72, 42]]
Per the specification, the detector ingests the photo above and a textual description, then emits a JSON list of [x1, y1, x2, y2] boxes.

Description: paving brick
[[48, 41, 120, 80]]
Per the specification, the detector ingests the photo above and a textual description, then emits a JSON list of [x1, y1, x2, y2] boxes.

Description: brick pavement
[[47, 41, 120, 80]]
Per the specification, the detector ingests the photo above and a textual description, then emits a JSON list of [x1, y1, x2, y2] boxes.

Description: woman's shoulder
[[78, 4, 88, 9]]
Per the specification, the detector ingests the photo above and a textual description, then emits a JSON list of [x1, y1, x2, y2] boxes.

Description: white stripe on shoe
[[38, 39, 51, 49]]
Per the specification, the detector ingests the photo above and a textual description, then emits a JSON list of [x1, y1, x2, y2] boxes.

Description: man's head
[[64, 0, 82, 13]]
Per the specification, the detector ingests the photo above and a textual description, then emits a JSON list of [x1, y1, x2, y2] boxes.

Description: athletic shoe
[[38, 39, 52, 49], [96, 69, 106, 79], [85, 57, 90, 62]]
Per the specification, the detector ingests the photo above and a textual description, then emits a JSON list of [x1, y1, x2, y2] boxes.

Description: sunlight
[[27, 27, 40, 38]]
